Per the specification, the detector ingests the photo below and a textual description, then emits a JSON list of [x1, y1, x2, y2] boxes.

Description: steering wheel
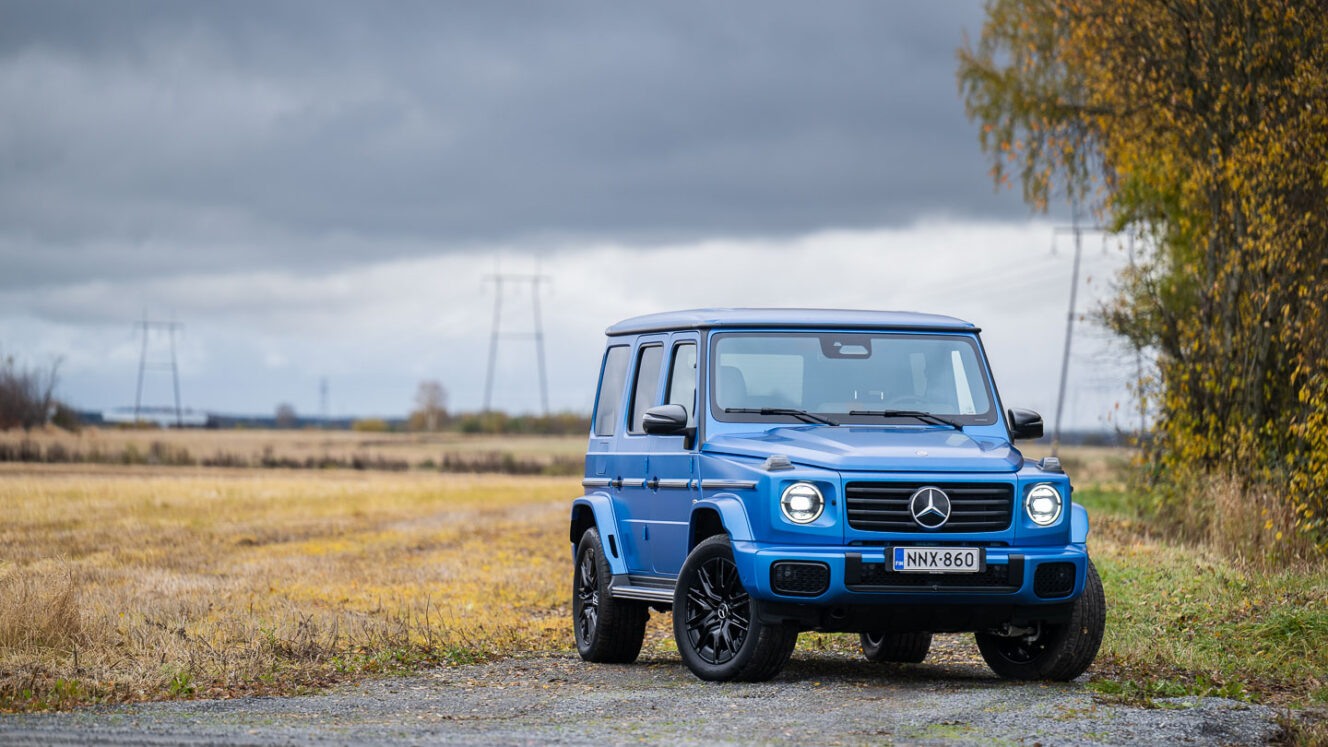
[[886, 396, 929, 410]]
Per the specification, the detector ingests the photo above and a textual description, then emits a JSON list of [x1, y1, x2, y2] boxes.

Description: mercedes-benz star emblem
[[909, 486, 952, 529]]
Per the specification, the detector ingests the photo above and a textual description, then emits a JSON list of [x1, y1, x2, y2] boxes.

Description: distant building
[[101, 406, 209, 428]]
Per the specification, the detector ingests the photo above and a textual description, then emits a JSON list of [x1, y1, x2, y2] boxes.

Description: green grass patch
[[1088, 674, 1248, 707], [1084, 485, 1328, 705], [1072, 485, 1140, 518]]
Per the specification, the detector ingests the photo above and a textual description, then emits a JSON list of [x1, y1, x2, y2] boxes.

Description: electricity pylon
[[481, 274, 550, 414]]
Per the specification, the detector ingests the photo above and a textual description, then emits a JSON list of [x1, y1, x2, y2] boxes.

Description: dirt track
[[0, 637, 1279, 746]]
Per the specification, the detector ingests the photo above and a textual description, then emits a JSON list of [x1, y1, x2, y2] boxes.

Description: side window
[[627, 345, 664, 434], [665, 342, 698, 426], [593, 345, 630, 436]]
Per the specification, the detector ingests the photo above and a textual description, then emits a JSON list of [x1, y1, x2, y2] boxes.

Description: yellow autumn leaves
[[960, 0, 1328, 555]]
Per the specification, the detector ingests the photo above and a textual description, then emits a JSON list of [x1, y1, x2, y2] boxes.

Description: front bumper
[[731, 540, 1089, 608]]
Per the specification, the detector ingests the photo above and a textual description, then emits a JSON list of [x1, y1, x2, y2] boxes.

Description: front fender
[[691, 493, 754, 543], [571, 493, 628, 576], [1070, 502, 1090, 545]]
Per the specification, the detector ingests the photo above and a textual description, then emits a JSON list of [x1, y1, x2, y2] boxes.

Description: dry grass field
[[0, 464, 583, 710], [0, 428, 586, 473], [1, 439, 1324, 714]]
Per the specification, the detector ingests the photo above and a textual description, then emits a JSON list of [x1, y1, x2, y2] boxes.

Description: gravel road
[[0, 636, 1279, 746]]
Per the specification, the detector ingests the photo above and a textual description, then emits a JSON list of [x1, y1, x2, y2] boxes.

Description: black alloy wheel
[[672, 535, 797, 681], [683, 555, 751, 664], [572, 527, 648, 663], [575, 545, 600, 644], [983, 627, 1052, 664], [859, 630, 932, 664]]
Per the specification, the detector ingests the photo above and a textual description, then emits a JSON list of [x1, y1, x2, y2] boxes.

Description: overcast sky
[[0, 1, 1139, 429]]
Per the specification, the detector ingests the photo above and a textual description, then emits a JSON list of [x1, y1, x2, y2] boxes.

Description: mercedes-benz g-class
[[570, 309, 1104, 682]]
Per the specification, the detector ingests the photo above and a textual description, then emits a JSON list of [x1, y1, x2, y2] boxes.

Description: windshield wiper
[[725, 408, 839, 426], [849, 409, 963, 430]]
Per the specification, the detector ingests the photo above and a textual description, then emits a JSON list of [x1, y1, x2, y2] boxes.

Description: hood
[[703, 426, 1020, 473]]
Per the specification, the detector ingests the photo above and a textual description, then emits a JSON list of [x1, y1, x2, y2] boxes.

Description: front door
[[615, 337, 666, 575], [646, 333, 700, 576]]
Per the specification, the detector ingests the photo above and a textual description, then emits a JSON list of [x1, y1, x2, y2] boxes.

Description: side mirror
[[1007, 408, 1044, 440], [642, 404, 690, 435]]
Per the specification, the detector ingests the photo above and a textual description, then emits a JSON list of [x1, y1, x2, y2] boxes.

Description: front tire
[[673, 535, 797, 682], [860, 631, 932, 664], [573, 528, 648, 663], [975, 558, 1106, 681]]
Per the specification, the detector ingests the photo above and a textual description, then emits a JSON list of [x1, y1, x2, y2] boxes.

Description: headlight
[[1025, 484, 1063, 526], [780, 482, 824, 524]]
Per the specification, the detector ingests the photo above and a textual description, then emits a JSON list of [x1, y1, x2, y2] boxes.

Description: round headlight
[[1025, 484, 1063, 526], [780, 482, 824, 524]]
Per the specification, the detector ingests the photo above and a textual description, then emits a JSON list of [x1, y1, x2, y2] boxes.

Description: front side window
[[710, 332, 996, 425], [628, 344, 664, 434], [665, 342, 698, 426], [593, 345, 630, 436]]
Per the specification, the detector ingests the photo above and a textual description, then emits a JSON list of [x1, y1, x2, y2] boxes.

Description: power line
[[481, 273, 551, 414], [133, 314, 184, 427]]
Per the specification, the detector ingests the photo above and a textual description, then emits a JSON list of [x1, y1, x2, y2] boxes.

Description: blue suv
[[570, 309, 1105, 682]]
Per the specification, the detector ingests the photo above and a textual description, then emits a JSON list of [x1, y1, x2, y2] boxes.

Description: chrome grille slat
[[845, 481, 1013, 533]]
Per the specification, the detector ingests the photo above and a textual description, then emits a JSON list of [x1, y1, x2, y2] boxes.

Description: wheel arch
[[570, 494, 628, 576], [570, 503, 596, 545], [688, 494, 753, 550]]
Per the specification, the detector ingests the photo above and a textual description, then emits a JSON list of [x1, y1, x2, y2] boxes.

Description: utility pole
[[319, 376, 329, 427], [483, 275, 504, 413], [1050, 206, 1109, 456], [1127, 233, 1146, 440], [481, 273, 551, 414], [133, 315, 185, 427]]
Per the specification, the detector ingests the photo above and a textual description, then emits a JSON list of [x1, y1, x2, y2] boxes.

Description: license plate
[[892, 546, 984, 573]]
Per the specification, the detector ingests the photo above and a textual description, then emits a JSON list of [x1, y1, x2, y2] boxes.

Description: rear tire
[[859, 631, 932, 664], [975, 558, 1106, 681], [573, 528, 648, 663], [673, 535, 797, 682]]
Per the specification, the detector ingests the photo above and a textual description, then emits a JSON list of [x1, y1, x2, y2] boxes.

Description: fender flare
[[1070, 502, 1090, 545], [570, 493, 628, 576], [690, 493, 754, 545]]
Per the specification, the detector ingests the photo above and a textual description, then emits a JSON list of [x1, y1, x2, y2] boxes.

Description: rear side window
[[593, 345, 630, 436], [665, 342, 698, 426], [628, 345, 664, 434]]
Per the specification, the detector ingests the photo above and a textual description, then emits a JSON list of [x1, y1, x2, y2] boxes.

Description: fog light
[[780, 482, 824, 524], [1025, 484, 1063, 526]]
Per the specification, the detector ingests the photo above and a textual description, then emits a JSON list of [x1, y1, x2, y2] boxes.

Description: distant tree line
[[402, 379, 590, 435]]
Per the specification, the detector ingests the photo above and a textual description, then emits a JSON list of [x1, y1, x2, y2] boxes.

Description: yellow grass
[[13, 444, 1315, 712], [0, 464, 580, 710]]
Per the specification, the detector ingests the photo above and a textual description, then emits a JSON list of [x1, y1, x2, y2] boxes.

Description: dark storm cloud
[[0, 1, 1024, 288]]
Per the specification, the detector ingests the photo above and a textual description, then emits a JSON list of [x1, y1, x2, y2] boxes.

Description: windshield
[[710, 332, 997, 425]]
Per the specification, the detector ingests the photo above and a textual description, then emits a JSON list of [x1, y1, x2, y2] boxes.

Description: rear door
[[586, 341, 648, 572]]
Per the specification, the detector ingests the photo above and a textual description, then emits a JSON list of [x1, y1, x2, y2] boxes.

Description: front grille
[[845, 482, 1014, 533], [1034, 562, 1076, 598], [770, 561, 830, 596], [846, 554, 1023, 592]]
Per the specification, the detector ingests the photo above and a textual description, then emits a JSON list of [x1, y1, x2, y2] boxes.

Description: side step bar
[[609, 575, 676, 603]]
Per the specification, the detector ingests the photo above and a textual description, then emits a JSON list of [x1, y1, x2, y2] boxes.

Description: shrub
[[352, 419, 390, 433]]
